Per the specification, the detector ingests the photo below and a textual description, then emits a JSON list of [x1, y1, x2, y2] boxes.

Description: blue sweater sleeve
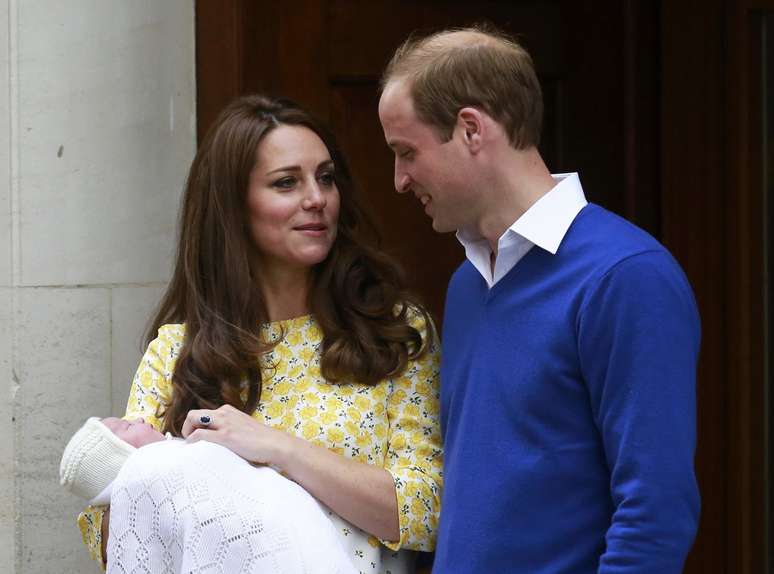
[[577, 250, 701, 573]]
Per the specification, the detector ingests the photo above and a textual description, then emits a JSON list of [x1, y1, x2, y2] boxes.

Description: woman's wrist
[[264, 427, 301, 471]]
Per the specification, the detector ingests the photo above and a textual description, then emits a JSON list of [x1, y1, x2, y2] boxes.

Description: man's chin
[[430, 218, 456, 234]]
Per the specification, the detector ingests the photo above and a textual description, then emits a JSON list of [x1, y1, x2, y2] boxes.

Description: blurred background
[[0, 1, 771, 572]]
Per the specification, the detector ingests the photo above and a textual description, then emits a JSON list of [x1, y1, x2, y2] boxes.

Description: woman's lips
[[294, 223, 328, 236]]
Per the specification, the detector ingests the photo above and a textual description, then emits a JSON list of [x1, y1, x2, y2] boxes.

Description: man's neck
[[476, 146, 556, 252]]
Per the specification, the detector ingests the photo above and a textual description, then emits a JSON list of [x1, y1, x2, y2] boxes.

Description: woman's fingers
[[179, 405, 290, 465], [185, 427, 217, 444], [181, 408, 217, 438], [180, 405, 286, 464]]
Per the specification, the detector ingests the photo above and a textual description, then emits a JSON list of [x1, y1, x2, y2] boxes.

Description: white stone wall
[[0, 1, 196, 571]]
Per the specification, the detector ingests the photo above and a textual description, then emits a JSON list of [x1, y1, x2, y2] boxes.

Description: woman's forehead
[[257, 125, 330, 167]]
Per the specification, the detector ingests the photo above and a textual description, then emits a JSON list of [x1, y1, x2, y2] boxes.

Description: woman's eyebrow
[[266, 160, 333, 176], [266, 165, 301, 175]]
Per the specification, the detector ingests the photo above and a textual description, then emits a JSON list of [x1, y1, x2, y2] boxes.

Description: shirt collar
[[508, 172, 587, 254], [456, 172, 587, 255]]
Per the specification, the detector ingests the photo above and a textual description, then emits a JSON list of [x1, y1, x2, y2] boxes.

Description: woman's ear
[[456, 107, 485, 153]]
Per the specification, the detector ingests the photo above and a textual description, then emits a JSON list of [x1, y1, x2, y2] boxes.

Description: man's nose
[[395, 168, 411, 194]]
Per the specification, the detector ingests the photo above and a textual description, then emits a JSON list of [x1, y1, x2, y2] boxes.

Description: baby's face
[[102, 417, 164, 448]]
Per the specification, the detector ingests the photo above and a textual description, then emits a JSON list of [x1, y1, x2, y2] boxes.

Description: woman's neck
[[257, 264, 312, 322]]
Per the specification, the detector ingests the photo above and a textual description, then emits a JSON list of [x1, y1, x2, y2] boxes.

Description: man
[[378, 26, 700, 573]]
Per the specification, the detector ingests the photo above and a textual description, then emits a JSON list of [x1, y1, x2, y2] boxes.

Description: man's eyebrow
[[386, 140, 408, 150]]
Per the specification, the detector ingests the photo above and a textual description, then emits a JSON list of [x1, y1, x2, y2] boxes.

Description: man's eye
[[273, 177, 296, 189], [398, 150, 414, 160]]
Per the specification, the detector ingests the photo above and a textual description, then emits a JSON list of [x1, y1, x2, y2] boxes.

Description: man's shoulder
[[569, 204, 673, 271], [575, 203, 661, 247], [570, 205, 696, 315]]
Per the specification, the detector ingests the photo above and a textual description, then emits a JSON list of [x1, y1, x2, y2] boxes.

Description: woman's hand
[[180, 403, 399, 542], [181, 404, 296, 465]]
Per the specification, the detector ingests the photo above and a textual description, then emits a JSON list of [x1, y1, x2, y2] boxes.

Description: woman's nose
[[303, 182, 327, 210]]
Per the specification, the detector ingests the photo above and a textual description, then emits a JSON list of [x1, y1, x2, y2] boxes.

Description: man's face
[[378, 79, 474, 233]]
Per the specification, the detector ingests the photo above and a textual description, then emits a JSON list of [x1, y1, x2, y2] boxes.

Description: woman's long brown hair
[[148, 95, 431, 436]]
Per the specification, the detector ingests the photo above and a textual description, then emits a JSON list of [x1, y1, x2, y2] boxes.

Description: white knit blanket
[[106, 439, 357, 574]]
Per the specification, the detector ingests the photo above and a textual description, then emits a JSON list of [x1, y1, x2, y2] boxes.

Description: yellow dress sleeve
[[77, 506, 105, 569], [382, 310, 443, 552], [76, 324, 180, 567], [123, 324, 179, 426]]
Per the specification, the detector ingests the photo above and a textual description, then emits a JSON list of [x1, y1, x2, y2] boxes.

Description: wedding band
[[199, 415, 212, 426]]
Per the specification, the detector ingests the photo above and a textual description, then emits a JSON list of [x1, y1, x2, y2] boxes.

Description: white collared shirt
[[456, 172, 588, 288]]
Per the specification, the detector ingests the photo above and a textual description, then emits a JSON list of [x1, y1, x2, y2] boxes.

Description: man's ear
[[456, 107, 485, 153]]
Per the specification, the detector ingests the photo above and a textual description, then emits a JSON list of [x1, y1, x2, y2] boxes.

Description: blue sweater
[[433, 204, 700, 573]]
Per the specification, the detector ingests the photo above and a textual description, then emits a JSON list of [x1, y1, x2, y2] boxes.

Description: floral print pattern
[[78, 311, 442, 570]]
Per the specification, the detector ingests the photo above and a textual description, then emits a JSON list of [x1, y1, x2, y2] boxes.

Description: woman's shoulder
[[397, 302, 434, 335], [154, 323, 186, 344], [393, 302, 439, 358]]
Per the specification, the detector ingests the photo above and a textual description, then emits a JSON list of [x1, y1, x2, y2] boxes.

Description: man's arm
[[578, 250, 701, 573]]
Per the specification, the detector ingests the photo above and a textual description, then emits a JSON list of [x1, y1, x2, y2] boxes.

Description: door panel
[[195, 2, 737, 571], [329, 83, 464, 319]]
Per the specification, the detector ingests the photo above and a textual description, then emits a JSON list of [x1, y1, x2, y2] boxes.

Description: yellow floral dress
[[78, 313, 442, 572]]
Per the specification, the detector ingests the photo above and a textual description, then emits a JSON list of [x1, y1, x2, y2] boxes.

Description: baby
[[60, 417, 164, 504], [60, 417, 362, 574]]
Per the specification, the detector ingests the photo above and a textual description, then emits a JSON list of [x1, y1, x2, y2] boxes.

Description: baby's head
[[59, 417, 165, 502], [101, 417, 164, 448]]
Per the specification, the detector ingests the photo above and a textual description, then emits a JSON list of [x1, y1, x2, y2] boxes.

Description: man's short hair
[[381, 25, 543, 149]]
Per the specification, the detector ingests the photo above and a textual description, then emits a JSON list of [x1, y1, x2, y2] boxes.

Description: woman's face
[[246, 124, 340, 276]]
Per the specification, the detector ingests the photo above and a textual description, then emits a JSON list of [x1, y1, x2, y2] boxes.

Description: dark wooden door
[[196, 0, 659, 323], [661, 1, 774, 572], [195, 1, 765, 571]]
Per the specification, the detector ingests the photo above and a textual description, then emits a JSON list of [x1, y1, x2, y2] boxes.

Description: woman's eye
[[273, 176, 296, 189], [318, 172, 336, 187]]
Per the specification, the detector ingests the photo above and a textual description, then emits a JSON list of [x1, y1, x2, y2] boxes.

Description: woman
[[76, 95, 442, 573]]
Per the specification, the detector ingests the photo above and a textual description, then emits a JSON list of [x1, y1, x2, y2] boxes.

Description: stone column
[[0, 1, 196, 571]]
